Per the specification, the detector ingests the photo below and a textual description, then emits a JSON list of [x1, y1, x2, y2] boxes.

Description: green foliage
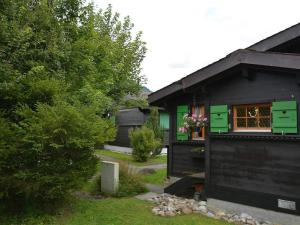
[[129, 126, 161, 162], [141, 169, 167, 185], [95, 149, 167, 166], [0, 0, 146, 211], [115, 163, 147, 197], [124, 98, 148, 108], [145, 107, 164, 156]]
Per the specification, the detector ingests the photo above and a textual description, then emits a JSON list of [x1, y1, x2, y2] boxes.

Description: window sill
[[191, 137, 205, 141], [173, 140, 205, 145], [233, 129, 271, 133], [209, 133, 300, 141]]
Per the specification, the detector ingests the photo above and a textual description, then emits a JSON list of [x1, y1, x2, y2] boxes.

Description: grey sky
[[93, 0, 300, 91]]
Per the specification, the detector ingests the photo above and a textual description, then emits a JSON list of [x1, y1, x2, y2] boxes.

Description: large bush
[[129, 126, 161, 162], [0, 102, 115, 208], [0, 0, 146, 211]]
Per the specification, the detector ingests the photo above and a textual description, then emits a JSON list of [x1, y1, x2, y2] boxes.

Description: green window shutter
[[176, 105, 189, 141], [210, 105, 229, 133], [160, 112, 169, 129], [272, 101, 297, 134]]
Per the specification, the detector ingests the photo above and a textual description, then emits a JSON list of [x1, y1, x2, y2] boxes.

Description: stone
[[207, 211, 216, 218], [158, 211, 165, 216], [241, 212, 252, 219], [101, 161, 119, 194], [165, 211, 176, 216], [199, 201, 207, 206], [198, 205, 208, 213], [148, 194, 275, 225], [135, 192, 159, 201], [246, 219, 256, 225], [182, 207, 193, 214]]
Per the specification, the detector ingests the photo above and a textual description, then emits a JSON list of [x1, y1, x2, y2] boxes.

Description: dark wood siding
[[112, 125, 141, 147], [209, 138, 300, 215], [111, 108, 147, 147], [206, 69, 300, 215], [117, 108, 147, 126], [171, 143, 205, 177]]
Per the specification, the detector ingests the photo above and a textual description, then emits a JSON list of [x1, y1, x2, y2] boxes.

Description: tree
[[0, 0, 146, 210], [145, 107, 164, 156]]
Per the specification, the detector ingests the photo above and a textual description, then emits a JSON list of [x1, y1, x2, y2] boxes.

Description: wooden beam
[[296, 73, 300, 85]]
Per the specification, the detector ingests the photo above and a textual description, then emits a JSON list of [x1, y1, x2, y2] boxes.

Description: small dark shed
[[111, 107, 169, 147], [149, 23, 300, 217]]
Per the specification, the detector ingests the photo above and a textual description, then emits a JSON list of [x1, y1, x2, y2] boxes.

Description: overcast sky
[[93, 0, 300, 92]]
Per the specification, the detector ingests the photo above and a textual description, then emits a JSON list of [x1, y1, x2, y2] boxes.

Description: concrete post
[[101, 161, 119, 194]]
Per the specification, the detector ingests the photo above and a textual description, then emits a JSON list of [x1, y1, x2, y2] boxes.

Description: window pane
[[259, 118, 271, 128], [236, 107, 246, 117], [237, 118, 246, 127], [259, 106, 271, 117], [233, 104, 271, 131], [247, 118, 257, 127], [247, 107, 258, 118]]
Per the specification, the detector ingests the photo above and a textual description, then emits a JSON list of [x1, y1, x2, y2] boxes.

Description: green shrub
[[116, 163, 147, 197], [129, 126, 161, 162], [145, 107, 164, 156], [0, 102, 115, 210]]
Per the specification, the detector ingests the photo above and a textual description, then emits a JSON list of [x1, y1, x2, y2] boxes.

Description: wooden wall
[[209, 138, 300, 215], [206, 68, 300, 215], [163, 67, 300, 214], [170, 143, 205, 177], [111, 108, 147, 147]]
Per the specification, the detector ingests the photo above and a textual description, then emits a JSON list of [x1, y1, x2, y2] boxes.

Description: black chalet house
[[149, 23, 300, 221]]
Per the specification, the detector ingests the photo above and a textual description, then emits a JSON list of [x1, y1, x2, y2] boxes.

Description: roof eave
[[149, 50, 300, 104]]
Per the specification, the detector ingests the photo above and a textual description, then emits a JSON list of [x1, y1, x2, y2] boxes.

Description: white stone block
[[101, 161, 119, 194]]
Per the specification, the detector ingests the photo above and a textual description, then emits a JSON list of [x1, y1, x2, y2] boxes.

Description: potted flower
[[178, 113, 208, 137]]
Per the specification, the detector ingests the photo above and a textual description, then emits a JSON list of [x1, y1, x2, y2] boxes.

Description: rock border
[[149, 194, 276, 225]]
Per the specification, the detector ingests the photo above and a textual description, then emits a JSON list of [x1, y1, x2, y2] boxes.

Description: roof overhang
[[149, 50, 300, 104], [247, 23, 300, 51]]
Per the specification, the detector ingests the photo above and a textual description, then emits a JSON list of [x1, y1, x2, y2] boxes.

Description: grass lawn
[[95, 149, 167, 166], [1, 198, 233, 225], [141, 169, 167, 185]]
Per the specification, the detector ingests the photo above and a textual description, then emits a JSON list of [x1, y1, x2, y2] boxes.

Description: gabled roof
[[149, 23, 300, 104], [149, 50, 300, 103], [247, 23, 300, 51]]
